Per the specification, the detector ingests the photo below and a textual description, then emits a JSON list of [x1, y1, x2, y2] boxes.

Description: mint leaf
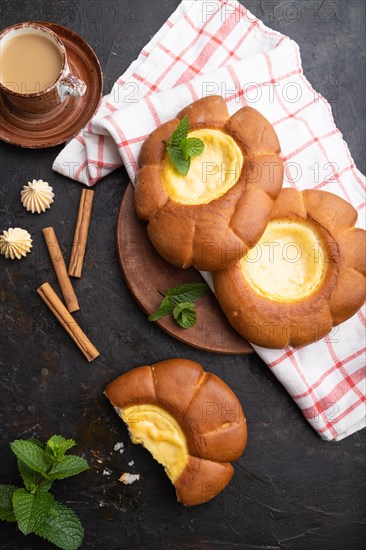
[[181, 137, 205, 159], [166, 144, 190, 176], [170, 115, 190, 146], [10, 440, 49, 476], [167, 283, 209, 303], [148, 296, 173, 322], [35, 501, 84, 550], [173, 302, 196, 329], [0, 484, 18, 522], [46, 436, 76, 462], [174, 155, 190, 176], [163, 115, 204, 175], [29, 437, 45, 449], [48, 456, 89, 481], [13, 488, 54, 535], [17, 460, 52, 493]]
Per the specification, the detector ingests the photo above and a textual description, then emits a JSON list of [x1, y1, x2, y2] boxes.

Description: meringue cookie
[[0, 228, 32, 260], [21, 179, 54, 214]]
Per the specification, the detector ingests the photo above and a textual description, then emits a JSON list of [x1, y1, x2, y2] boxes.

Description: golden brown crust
[[135, 165, 169, 219], [147, 209, 197, 269], [302, 189, 358, 232], [151, 358, 204, 414], [213, 189, 366, 348], [224, 105, 280, 155], [338, 228, 366, 277], [135, 96, 284, 271], [104, 358, 247, 506], [185, 372, 247, 462], [328, 268, 366, 325], [244, 154, 284, 200], [229, 186, 273, 248], [175, 456, 234, 506], [104, 365, 156, 407], [178, 95, 230, 129], [138, 119, 179, 167]]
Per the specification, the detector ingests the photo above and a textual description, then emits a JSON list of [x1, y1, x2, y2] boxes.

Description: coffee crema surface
[[0, 33, 63, 93]]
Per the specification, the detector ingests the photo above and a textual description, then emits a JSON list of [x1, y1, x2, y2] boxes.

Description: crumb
[[128, 460, 134, 467], [114, 442, 124, 454], [118, 473, 140, 485], [90, 449, 104, 464], [102, 468, 112, 476]]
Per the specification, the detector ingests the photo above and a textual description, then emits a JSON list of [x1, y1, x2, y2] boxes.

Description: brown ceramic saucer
[[0, 22, 102, 148], [117, 182, 253, 355]]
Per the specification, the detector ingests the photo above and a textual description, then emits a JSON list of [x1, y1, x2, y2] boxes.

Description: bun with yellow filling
[[213, 188, 366, 348], [104, 358, 247, 506], [135, 95, 283, 271]]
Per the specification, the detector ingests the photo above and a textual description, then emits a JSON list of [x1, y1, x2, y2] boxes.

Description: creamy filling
[[120, 404, 188, 482], [240, 220, 327, 302], [162, 129, 244, 205]]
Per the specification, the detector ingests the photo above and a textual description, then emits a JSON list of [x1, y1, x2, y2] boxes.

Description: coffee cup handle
[[58, 73, 87, 100]]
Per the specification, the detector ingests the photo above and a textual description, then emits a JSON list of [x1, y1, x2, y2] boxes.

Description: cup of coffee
[[0, 22, 87, 114]]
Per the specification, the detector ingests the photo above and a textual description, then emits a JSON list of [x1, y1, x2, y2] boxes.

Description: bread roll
[[135, 96, 283, 271], [214, 188, 366, 348], [104, 358, 247, 506]]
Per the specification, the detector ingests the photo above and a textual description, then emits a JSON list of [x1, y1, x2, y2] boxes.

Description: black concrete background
[[0, 1, 365, 549]]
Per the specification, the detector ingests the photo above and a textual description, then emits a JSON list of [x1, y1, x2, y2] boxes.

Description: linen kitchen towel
[[53, 0, 366, 441]]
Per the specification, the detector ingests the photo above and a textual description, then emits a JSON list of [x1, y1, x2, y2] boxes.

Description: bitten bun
[[135, 96, 283, 271], [214, 189, 366, 348], [104, 358, 247, 506]]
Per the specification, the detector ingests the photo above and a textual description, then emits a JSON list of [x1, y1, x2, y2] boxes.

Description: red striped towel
[[53, 0, 365, 441]]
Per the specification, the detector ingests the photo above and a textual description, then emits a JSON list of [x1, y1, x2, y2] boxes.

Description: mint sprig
[[0, 435, 88, 550], [163, 116, 205, 175], [148, 282, 208, 329]]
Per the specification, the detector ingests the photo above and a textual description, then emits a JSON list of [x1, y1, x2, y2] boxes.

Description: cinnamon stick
[[42, 227, 79, 313], [37, 282, 99, 362], [68, 189, 94, 278]]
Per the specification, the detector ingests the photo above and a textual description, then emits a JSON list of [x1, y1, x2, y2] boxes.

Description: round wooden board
[[116, 183, 253, 354]]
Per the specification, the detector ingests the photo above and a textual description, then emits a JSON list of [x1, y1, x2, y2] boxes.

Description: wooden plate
[[0, 22, 102, 148], [117, 183, 253, 354]]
